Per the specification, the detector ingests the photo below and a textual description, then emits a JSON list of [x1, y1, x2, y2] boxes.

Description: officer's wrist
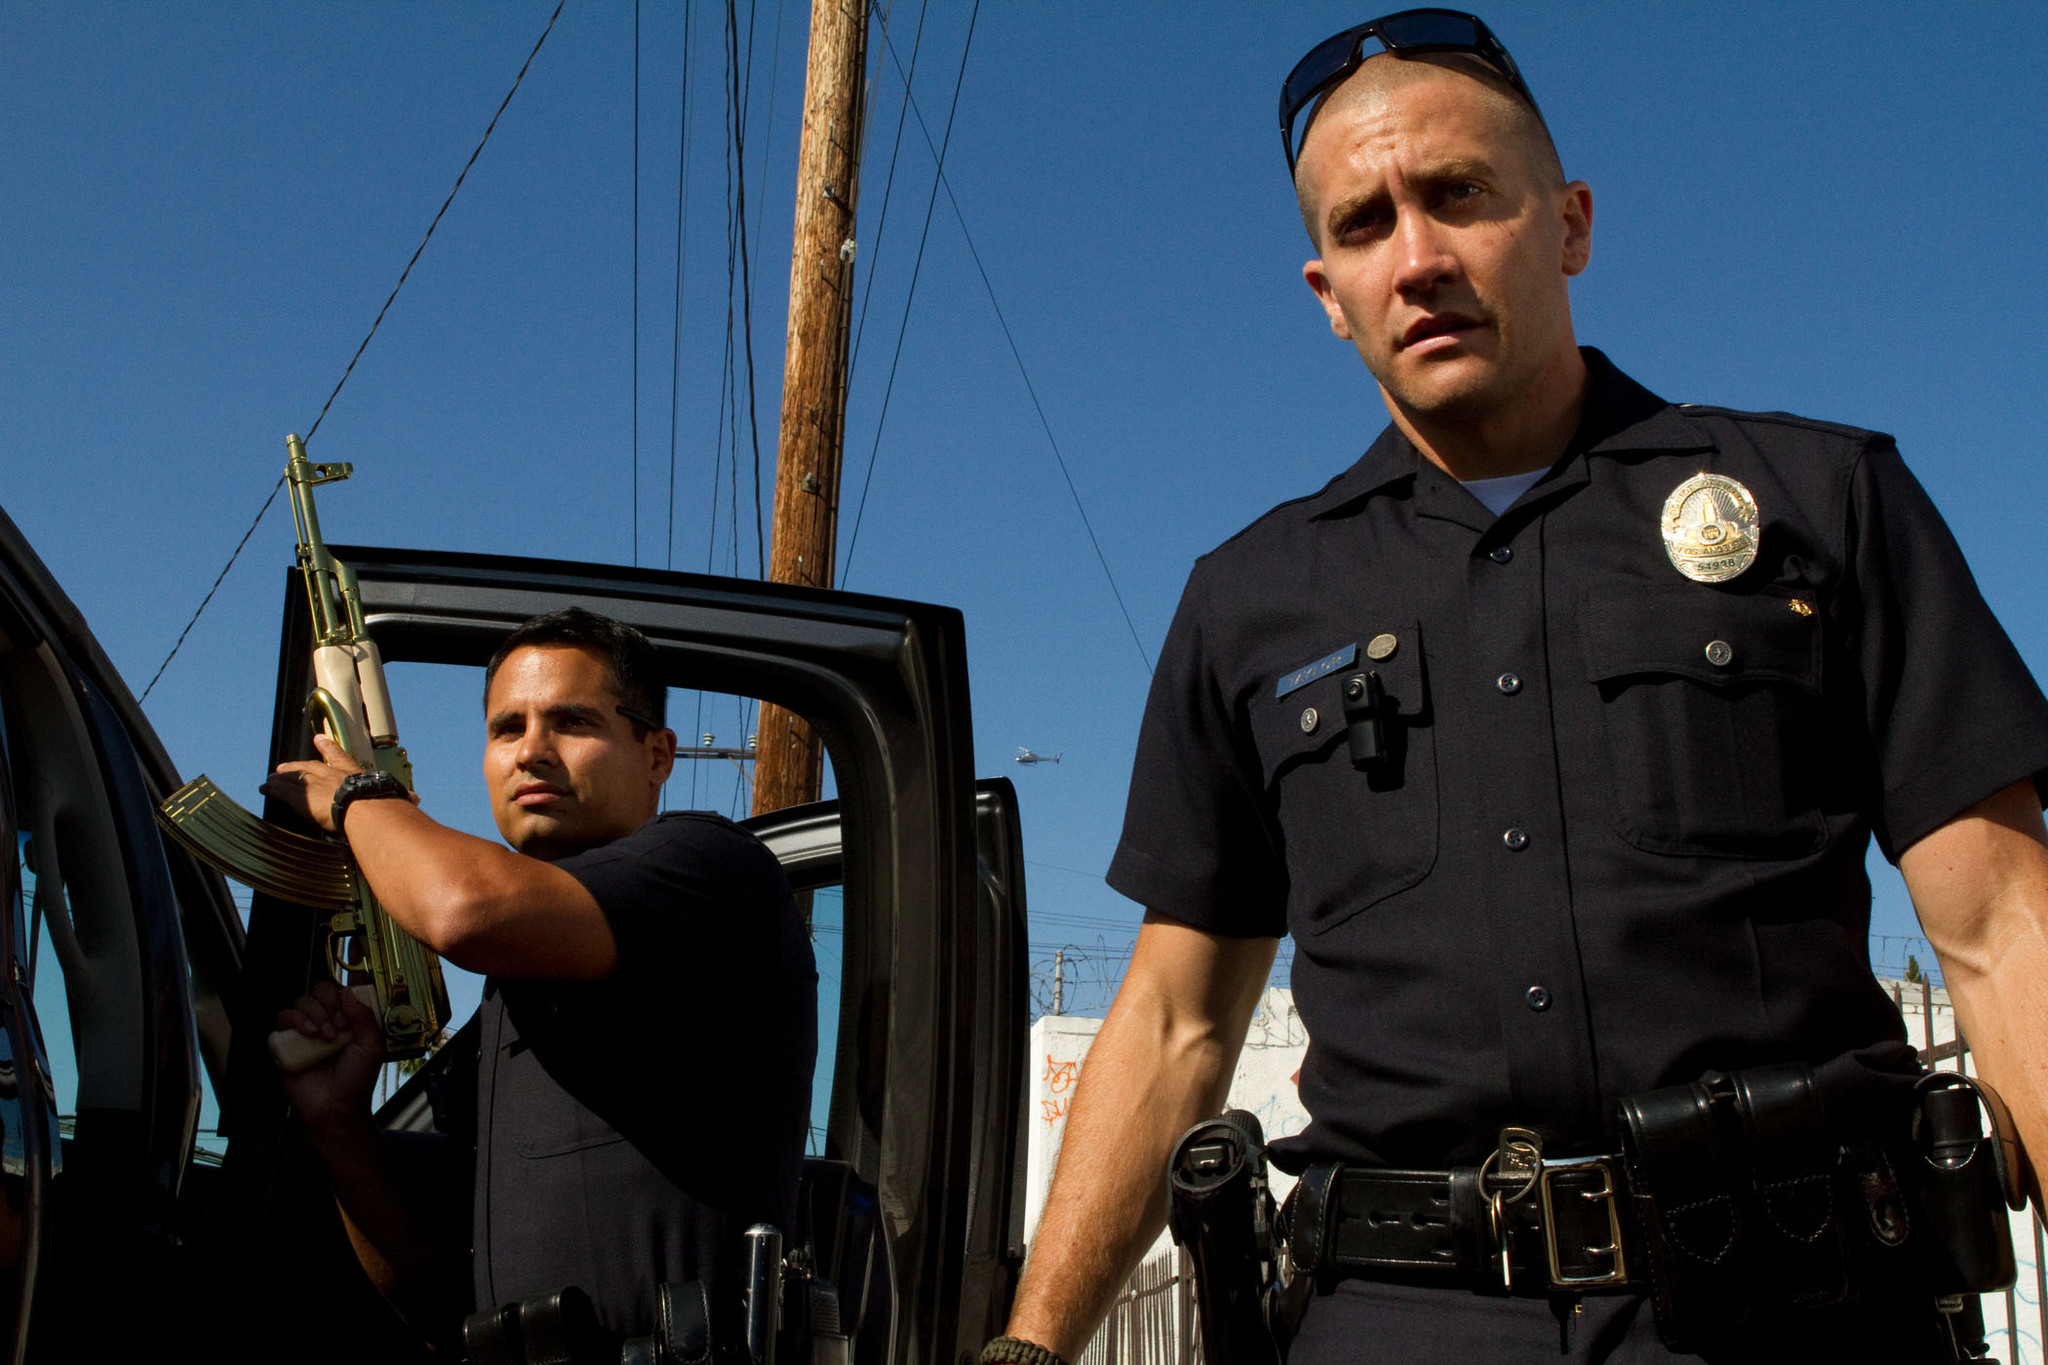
[[979, 1337, 1070, 1365], [331, 768, 409, 833]]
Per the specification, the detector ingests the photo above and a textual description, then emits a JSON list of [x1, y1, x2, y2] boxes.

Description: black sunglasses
[[1279, 8, 1543, 171]]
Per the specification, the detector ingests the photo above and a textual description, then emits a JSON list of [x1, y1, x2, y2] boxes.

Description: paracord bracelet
[[978, 1337, 1070, 1365]]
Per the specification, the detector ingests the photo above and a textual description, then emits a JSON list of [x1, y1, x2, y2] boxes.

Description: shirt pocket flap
[[1253, 622, 1427, 788], [1580, 587, 1821, 695]]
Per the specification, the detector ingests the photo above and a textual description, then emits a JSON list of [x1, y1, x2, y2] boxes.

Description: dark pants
[[1286, 1279, 1955, 1363]]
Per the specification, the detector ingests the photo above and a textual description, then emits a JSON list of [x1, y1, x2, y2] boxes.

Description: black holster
[[1907, 1072, 2025, 1298], [464, 1223, 812, 1365], [463, 1282, 715, 1365], [1168, 1111, 1285, 1365]]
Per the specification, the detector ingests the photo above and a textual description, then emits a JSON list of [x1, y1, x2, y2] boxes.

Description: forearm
[[340, 798, 614, 977], [304, 1115, 462, 1312], [1927, 898, 2048, 1202], [1945, 967, 2048, 1203], [1006, 922, 1275, 1359], [1902, 779, 2048, 1200]]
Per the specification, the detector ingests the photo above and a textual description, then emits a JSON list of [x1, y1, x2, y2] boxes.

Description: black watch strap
[[332, 769, 408, 831]]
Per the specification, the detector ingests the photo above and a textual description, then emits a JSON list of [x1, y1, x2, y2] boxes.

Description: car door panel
[[215, 546, 1024, 1365]]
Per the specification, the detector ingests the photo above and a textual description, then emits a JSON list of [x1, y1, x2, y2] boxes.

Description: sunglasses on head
[[1279, 8, 1543, 171]]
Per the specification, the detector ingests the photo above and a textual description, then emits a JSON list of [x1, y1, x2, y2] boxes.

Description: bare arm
[[1004, 914, 1278, 1360], [1900, 777, 2048, 1199], [260, 733, 616, 979]]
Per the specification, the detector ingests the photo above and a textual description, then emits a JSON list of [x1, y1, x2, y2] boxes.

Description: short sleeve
[[1106, 560, 1289, 937], [1846, 441, 2048, 859], [553, 812, 797, 986]]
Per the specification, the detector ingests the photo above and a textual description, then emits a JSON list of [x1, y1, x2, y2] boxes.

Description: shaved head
[[1293, 53, 1563, 246]]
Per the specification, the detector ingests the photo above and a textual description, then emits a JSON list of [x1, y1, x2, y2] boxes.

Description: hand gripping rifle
[[157, 435, 450, 1072]]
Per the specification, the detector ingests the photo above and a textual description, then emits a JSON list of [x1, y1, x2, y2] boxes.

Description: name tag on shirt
[[1276, 643, 1357, 699]]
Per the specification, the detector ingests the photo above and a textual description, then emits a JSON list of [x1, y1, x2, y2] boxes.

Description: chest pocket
[[488, 988, 630, 1159], [1580, 585, 1826, 859], [1249, 623, 1436, 935]]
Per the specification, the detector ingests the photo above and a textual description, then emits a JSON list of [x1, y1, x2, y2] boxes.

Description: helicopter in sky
[[1015, 747, 1062, 765]]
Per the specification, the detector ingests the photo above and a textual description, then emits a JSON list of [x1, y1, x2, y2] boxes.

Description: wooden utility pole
[[753, 0, 868, 817]]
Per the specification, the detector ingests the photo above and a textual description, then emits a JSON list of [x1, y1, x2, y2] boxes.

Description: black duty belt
[[1301, 1131, 1632, 1296], [1288, 1064, 2024, 1361]]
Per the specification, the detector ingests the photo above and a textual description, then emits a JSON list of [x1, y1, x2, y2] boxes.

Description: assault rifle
[[158, 435, 450, 1071]]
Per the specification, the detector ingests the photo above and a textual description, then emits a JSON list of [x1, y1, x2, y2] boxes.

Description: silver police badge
[[1661, 473, 1760, 583]]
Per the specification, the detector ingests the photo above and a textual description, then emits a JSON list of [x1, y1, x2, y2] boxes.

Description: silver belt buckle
[[1537, 1155, 1629, 1289]]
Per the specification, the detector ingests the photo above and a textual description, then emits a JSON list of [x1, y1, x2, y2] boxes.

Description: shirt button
[[1502, 828, 1529, 851], [1496, 672, 1522, 695], [1704, 639, 1733, 667], [1526, 985, 1552, 1012], [1488, 546, 1514, 564]]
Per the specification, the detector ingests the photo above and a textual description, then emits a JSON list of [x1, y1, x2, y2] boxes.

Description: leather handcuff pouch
[[1906, 1071, 2024, 1296], [1618, 1062, 1846, 1352]]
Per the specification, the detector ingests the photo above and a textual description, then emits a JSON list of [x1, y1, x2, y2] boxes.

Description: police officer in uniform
[[984, 12, 2048, 1364], [269, 608, 817, 1347]]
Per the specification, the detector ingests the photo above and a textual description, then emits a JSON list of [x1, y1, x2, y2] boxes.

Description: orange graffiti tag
[[1041, 1097, 1069, 1126], [1044, 1055, 1079, 1094]]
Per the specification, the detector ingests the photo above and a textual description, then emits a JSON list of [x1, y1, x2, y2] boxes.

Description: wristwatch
[[331, 769, 408, 832]]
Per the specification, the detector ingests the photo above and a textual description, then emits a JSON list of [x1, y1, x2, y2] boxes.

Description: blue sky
[[7, 0, 2046, 1054]]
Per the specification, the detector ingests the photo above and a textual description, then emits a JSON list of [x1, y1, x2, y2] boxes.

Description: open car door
[[0, 506, 237, 1363], [206, 547, 1027, 1364]]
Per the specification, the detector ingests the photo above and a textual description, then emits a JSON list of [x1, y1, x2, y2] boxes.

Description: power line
[[839, 0, 980, 583], [844, 0, 932, 383], [750, 0, 793, 252], [1024, 857, 1108, 881], [139, 0, 567, 703], [632, 0, 642, 566], [727, 0, 768, 578], [667, 0, 699, 572], [850, 19, 1155, 675]]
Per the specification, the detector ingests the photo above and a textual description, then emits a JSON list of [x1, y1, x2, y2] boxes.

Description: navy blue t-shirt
[[468, 811, 817, 1335]]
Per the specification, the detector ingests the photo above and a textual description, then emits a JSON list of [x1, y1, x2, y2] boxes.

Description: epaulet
[[1205, 462, 1388, 559], [1672, 403, 1893, 446]]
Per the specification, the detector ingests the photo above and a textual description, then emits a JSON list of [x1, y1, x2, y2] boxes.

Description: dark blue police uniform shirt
[[468, 810, 817, 1335], [1109, 350, 2048, 1172]]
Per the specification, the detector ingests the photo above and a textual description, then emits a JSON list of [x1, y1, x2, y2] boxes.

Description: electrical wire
[[750, 0, 792, 252], [632, 0, 642, 566], [727, 0, 768, 578], [838, 0, 979, 584], [943, 175, 1157, 675], [138, 0, 568, 703], [855, 25, 1154, 674], [667, 0, 699, 572], [844, 0, 932, 382]]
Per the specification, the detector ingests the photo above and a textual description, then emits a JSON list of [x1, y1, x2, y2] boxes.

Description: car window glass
[[15, 831, 80, 1127], [807, 882, 843, 1155], [190, 914, 237, 1163]]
